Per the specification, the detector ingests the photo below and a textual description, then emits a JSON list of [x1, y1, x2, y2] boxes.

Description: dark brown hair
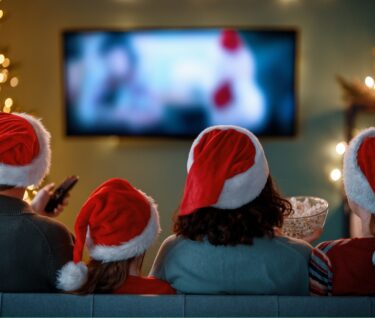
[[173, 176, 292, 246], [73, 255, 144, 295]]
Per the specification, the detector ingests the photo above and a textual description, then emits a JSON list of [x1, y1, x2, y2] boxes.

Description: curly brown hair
[[173, 176, 292, 246]]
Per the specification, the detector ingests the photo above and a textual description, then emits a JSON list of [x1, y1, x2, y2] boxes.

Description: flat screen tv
[[63, 28, 297, 137]]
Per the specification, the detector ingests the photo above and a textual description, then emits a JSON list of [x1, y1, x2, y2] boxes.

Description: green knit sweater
[[150, 234, 312, 295]]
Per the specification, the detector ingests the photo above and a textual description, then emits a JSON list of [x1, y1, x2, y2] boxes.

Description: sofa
[[0, 294, 374, 317]]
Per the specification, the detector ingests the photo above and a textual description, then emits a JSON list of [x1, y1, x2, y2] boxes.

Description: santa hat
[[57, 178, 160, 292], [343, 127, 375, 213], [0, 112, 51, 187], [180, 125, 269, 216]]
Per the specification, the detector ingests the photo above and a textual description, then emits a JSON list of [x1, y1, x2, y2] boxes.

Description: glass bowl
[[282, 196, 329, 239]]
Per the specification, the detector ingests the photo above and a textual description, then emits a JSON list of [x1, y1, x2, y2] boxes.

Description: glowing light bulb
[[335, 142, 347, 155], [0, 72, 7, 83], [0, 10, 3, 19], [3, 105, 11, 113], [365, 76, 375, 88], [0, 54, 4, 64], [10, 77, 19, 87], [330, 168, 342, 182], [0, 70, 8, 83], [4, 97, 13, 108], [2, 58, 10, 67]]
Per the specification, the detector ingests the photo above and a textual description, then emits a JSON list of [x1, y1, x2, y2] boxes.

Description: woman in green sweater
[[150, 125, 315, 295]]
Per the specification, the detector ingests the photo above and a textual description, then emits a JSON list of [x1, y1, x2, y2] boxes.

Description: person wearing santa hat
[[150, 125, 315, 295], [57, 178, 175, 294], [0, 112, 73, 292], [309, 127, 375, 296]]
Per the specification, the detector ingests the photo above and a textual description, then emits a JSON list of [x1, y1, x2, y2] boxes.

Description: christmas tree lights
[[0, 1, 19, 113]]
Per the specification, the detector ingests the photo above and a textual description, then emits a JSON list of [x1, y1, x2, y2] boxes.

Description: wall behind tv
[[2, 0, 375, 271]]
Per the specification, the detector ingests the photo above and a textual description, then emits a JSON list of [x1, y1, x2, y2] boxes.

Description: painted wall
[[1, 0, 374, 271]]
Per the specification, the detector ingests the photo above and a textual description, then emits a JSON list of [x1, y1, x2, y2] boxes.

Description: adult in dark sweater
[[0, 112, 73, 292]]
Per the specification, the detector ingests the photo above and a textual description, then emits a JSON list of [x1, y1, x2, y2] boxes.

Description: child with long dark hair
[[150, 125, 313, 295], [57, 178, 175, 294]]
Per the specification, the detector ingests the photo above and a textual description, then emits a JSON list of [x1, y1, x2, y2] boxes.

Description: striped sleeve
[[309, 241, 334, 296]]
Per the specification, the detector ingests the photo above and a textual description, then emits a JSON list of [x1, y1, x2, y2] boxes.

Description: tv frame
[[61, 26, 300, 140]]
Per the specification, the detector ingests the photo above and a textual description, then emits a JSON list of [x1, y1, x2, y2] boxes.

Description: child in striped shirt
[[309, 128, 375, 296]]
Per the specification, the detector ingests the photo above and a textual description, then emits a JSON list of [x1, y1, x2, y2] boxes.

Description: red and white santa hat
[[57, 178, 160, 292], [180, 125, 269, 216], [0, 112, 51, 187], [343, 127, 375, 213]]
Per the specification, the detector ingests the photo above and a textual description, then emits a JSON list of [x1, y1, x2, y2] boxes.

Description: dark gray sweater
[[0, 195, 74, 292]]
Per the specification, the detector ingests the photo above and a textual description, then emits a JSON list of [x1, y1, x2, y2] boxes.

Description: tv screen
[[63, 29, 297, 137]]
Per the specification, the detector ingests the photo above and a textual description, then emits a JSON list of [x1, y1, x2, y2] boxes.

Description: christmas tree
[[0, 0, 19, 113]]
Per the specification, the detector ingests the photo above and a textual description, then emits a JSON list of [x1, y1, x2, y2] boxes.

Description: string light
[[2, 58, 10, 67], [4, 97, 13, 108], [0, 6, 20, 116], [0, 70, 7, 83], [10, 76, 19, 87], [3, 105, 11, 113], [335, 142, 347, 155], [364, 76, 375, 88], [330, 168, 342, 182]]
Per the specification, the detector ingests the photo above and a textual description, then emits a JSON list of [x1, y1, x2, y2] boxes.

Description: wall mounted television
[[63, 28, 297, 137]]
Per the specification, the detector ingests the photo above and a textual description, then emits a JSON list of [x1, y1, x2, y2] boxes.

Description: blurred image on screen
[[64, 29, 296, 137]]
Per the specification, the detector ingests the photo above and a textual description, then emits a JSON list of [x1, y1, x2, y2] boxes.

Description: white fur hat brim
[[187, 125, 269, 209], [343, 127, 375, 213], [0, 112, 51, 187]]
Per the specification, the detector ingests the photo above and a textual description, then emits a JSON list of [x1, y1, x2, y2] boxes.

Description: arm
[[309, 242, 333, 296], [149, 235, 179, 280], [43, 221, 74, 291]]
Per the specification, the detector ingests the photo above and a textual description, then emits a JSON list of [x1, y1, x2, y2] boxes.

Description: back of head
[[175, 125, 292, 245], [57, 178, 160, 293], [344, 127, 375, 214], [0, 112, 51, 188]]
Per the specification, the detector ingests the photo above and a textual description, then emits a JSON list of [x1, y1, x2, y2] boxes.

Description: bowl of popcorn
[[282, 196, 329, 239]]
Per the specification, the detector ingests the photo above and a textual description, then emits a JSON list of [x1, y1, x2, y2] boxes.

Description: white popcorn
[[282, 196, 329, 239]]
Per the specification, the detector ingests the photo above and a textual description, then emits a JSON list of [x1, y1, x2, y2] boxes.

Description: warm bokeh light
[[335, 142, 347, 155], [0, 10, 3, 19], [0, 54, 4, 64], [4, 97, 13, 108], [365, 76, 375, 88], [0, 72, 6, 83], [10, 76, 19, 87], [2, 57, 10, 67], [2, 105, 11, 113], [330, 168, 342, 182]]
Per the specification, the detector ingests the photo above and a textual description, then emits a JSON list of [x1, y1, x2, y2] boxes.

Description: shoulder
[[26, 214, 74, 246], [158, 234, 184, 254], [274, 235, 313, 259], [144, 276, 176, 294], [117, 276, 175, 294], [314, 238, 352, 256]]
